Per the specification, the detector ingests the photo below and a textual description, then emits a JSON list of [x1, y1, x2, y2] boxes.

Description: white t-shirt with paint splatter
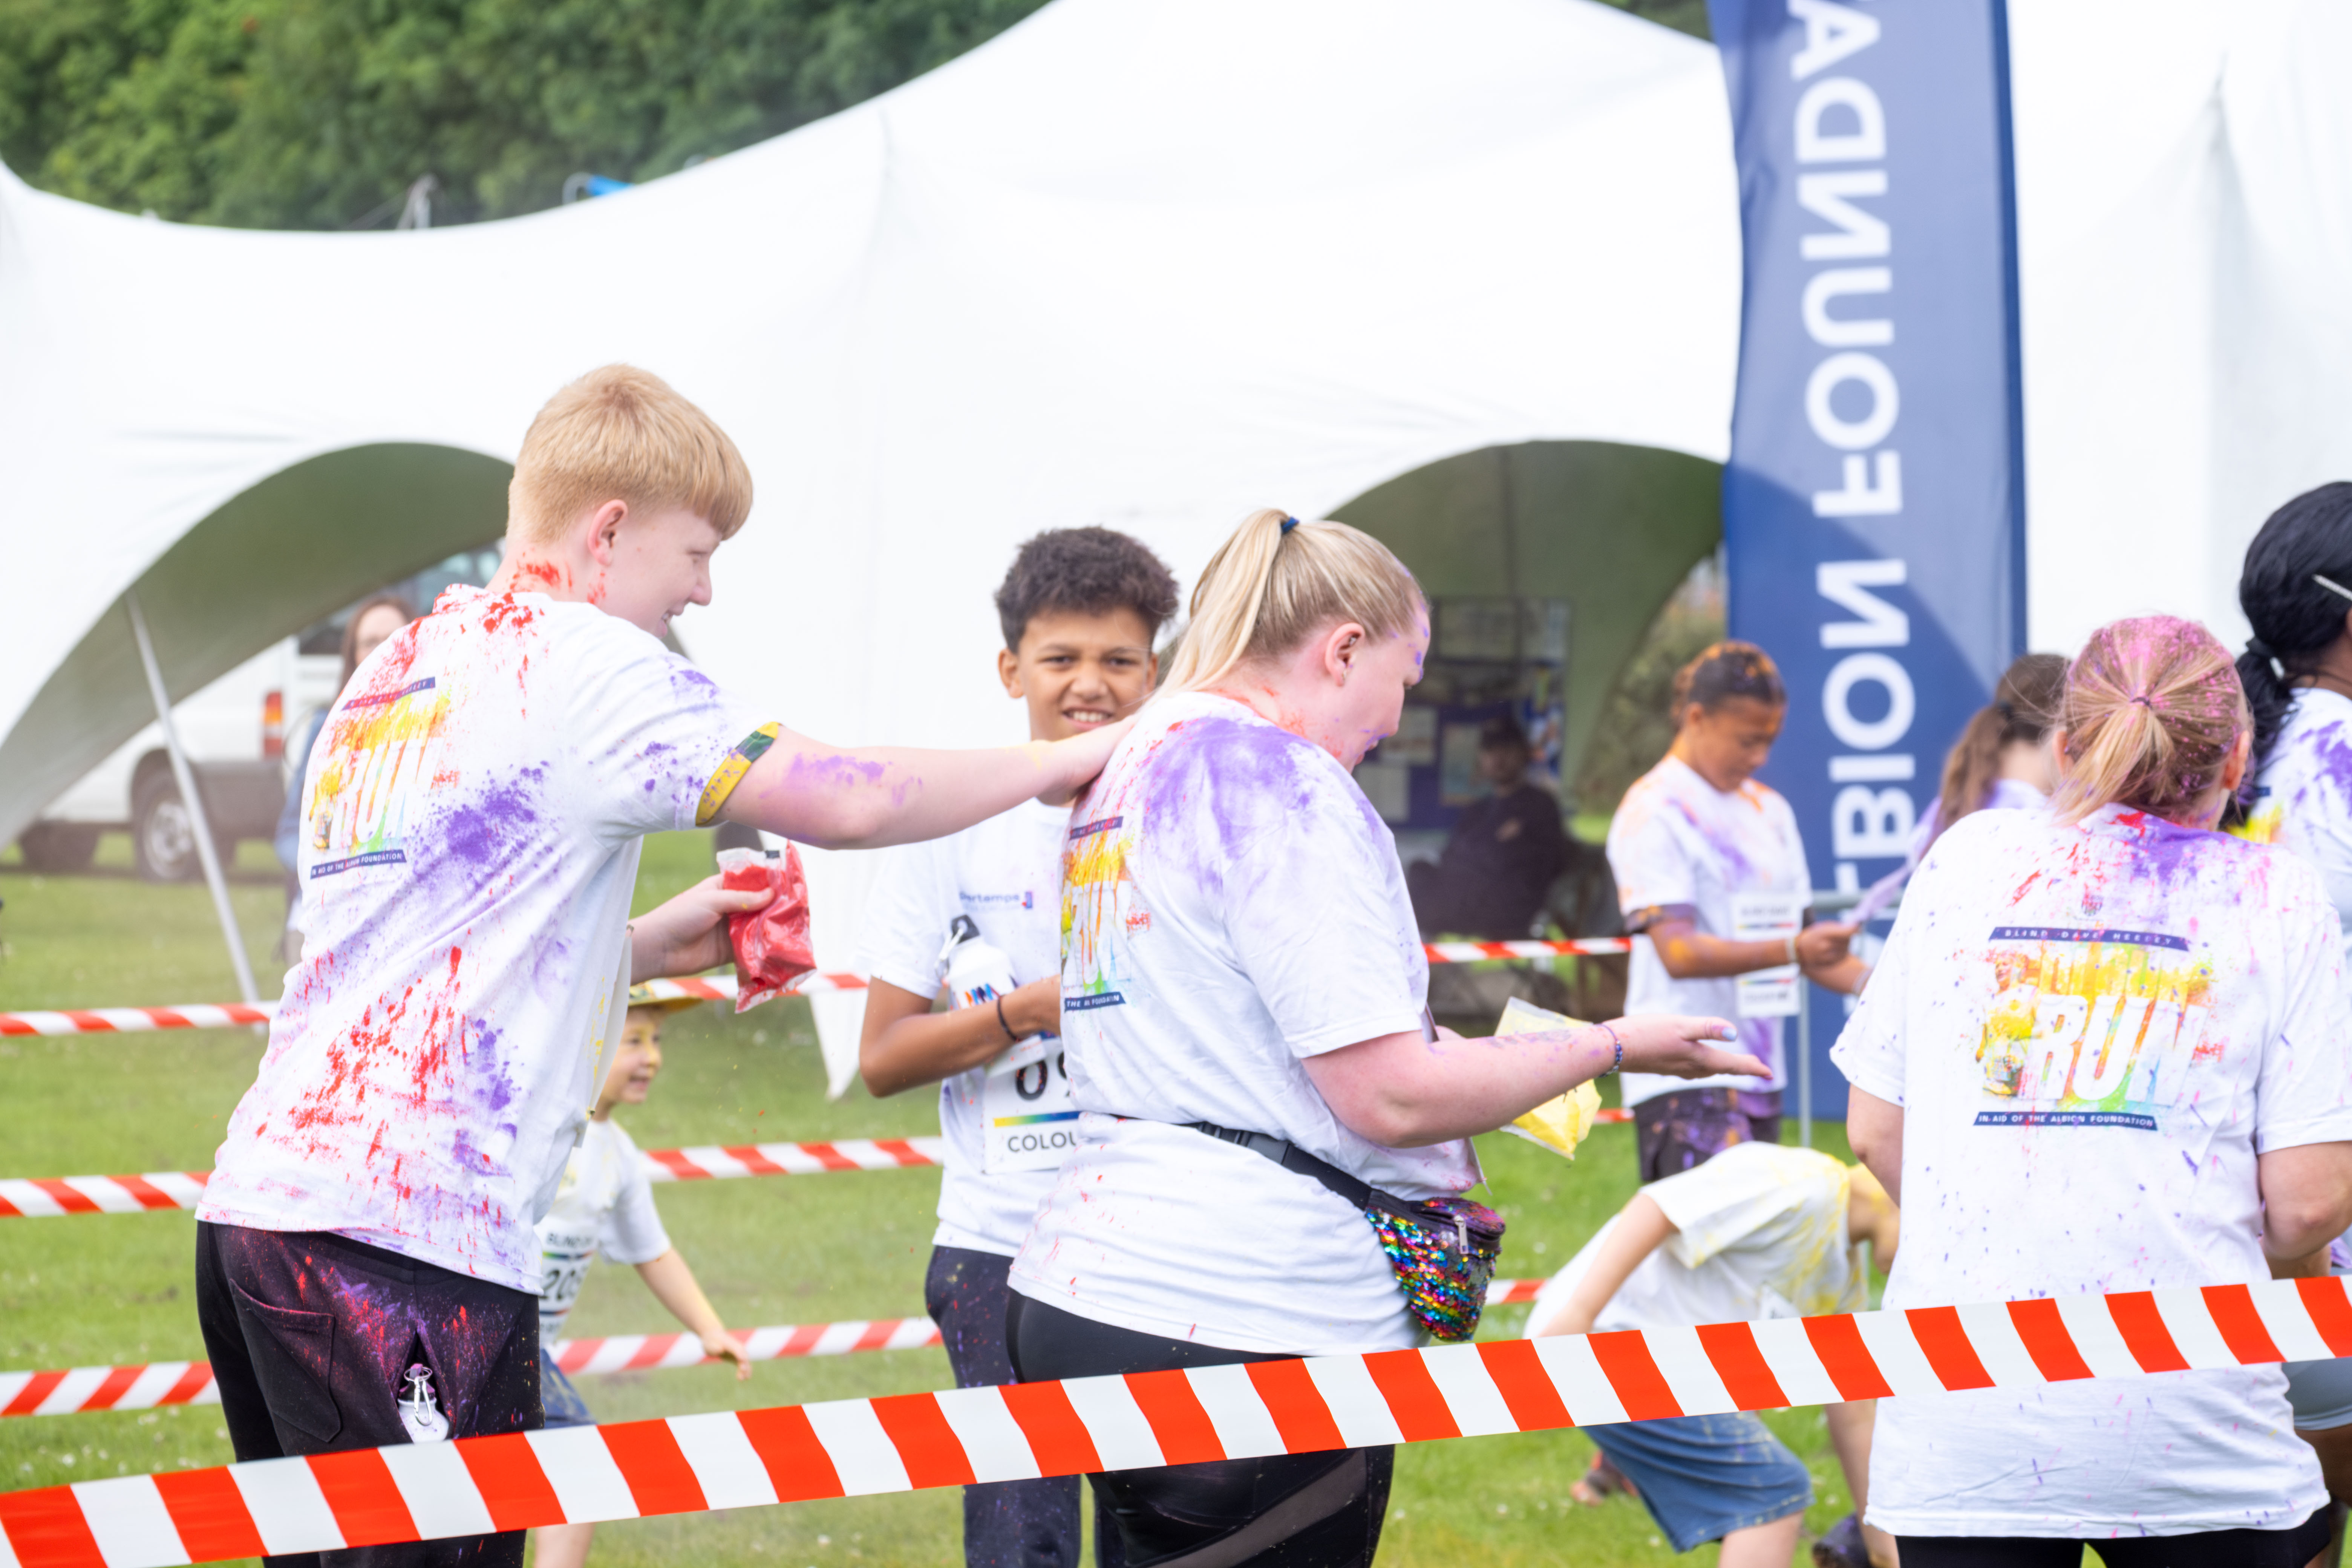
[[1009, 691, 1479, 1355], [534, 1118, 671, 1341], [1529, 1141, 1865, 1335], [2239, 686, 2352, 980], [199, 586, 762, 1293], [856, 799, 1070, 1257], [1606, 755, 1808, 1109], [1831, 801, 2352, 1538]]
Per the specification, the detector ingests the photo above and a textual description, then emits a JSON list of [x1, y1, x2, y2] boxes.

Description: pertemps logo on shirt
[[1975, 926, 2213, 1131], [959, 889, 1037, 910]]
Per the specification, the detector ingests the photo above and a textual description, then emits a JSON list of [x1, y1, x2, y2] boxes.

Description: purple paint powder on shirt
[[441, 767, 548, 868], [1139, 714, 1329, 897]]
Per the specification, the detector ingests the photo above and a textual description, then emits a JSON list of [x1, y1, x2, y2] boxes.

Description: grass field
[[0, 830, 1874, 1567]]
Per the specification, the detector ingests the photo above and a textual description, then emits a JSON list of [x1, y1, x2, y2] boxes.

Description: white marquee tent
[[3, 0, 2349, 1083]]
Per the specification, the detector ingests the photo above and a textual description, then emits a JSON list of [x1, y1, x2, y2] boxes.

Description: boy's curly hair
[[994, 528, 1180, 651]]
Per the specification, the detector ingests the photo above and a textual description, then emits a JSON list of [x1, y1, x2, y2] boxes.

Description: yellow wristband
[[697, 722, 781, 827]]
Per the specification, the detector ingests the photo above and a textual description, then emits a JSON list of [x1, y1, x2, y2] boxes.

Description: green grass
[[1, 830, 1868, 1566]]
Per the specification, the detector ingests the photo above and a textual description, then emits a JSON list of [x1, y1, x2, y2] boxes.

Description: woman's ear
[[1322, 622, 1367, 685], [2048, 727, 2072, 781]]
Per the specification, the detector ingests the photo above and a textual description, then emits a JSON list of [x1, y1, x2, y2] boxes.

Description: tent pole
[[126, 588, 260, 1005]]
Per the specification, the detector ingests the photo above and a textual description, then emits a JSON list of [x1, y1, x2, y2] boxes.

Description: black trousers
[[1006, 1294, 1392, 1568], [1897, 1510, 2332, 1568], [195, 1221, 542, 1568], [928, 1246, 1122, 1568]]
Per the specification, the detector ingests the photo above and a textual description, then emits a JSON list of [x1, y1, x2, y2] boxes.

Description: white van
[[15, 548, 504, 880]]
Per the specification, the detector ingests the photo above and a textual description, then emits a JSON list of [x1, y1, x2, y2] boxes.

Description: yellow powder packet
[[1494, 995, 1605, 1161]]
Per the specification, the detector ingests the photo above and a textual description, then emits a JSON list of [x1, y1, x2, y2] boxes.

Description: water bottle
[[938, 914, 1018, 1014]]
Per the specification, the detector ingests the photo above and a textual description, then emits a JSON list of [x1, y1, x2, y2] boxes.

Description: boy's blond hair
[[508, 365, 754, 544]]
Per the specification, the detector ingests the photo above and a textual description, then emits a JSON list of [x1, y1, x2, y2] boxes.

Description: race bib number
[[1731, 891, 1805, 1018], [981, 1035, 1082, 1172], [537, 1230, 597, 1320]]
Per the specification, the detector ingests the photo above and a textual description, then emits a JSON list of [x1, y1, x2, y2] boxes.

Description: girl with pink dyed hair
[[1834, 615, 2352, 1566]]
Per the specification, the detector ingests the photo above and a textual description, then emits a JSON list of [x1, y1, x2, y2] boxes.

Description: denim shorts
[[2286, 1355, 2352, 1430], [540, 1359, 596, 1429], [1582, 1411, 1813, 1553]]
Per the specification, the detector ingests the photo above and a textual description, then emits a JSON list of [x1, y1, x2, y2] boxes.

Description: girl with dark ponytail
[[2228, 480, 2352, 1521], [2235, 481, 2352, 838]]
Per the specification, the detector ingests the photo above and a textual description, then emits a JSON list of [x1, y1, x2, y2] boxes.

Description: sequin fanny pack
[[1183, 1121, 1505, 1343]]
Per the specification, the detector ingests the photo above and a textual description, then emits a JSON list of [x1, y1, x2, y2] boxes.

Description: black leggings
[[1005, 1295, 1391, 1568], [1898, 1509, 2331, 1568]]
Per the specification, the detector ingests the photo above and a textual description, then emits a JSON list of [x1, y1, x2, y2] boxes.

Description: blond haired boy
[[194, 366, 1124, 1568]]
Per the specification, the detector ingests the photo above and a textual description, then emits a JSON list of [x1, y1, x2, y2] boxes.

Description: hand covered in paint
[[1037, 716, 1138, 806], [629, 873, 775, 983], [701, 1328, 754, 1381], [1796, 919, 1860, 971], [1607, 1014, 1765, 1081]]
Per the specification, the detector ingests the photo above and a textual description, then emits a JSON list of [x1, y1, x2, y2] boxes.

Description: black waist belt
[[1182, 1119, 1404, 1218]]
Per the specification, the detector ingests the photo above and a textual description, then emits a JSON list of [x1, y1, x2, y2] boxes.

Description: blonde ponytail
[[1163, 509, 1424, 693], [2049, 616, 2247, 825]]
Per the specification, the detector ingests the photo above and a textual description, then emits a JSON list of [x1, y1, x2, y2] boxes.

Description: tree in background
[[0, 0, 1707, 230]]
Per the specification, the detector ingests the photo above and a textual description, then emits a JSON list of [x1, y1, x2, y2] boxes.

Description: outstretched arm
[[1526, 1194, 1677, 1338], [635, 1249, 750, 1381], [715, 720, 1129, 850], [1301, 1014, 1761, 1148], [1645, 915, 1860, 982]]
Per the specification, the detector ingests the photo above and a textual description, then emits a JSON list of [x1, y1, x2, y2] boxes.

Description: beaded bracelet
[[1597, 1021, 1623, 1075]]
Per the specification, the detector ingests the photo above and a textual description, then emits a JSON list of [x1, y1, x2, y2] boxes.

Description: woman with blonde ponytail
[[1831, 615, 2352, 1566], [1004, 509, 1764, 1568]]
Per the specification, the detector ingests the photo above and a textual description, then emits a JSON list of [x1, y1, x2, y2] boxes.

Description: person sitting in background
[[1529, 1141, 1901, 1568], [1608, 642, 1869, 1184], [1406, 715, 1573, 938]]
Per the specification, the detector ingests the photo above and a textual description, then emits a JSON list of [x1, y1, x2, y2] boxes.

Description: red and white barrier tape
[[0, 1317, 945, 1422], [1423, 938, 1631, 963], [0, 1125, 1648, 1217], [0, 1285, 1555, 1421], [0, 1174, 211, 1220], [0, 942, 1628, 1039], [7, 1276, 2346, 1568], [0, 1139, 947, 1220], [640, 1137, 943, 1184], [0, 1005, 272, 1038]]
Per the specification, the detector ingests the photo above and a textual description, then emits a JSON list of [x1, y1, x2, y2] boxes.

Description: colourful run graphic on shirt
[[1062, 811, 1143, 1012], [1974, 925, 2213, 1130], [306, 672, 452, 876]]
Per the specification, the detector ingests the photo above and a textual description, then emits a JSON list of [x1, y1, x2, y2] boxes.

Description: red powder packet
[[716, 845, 815, 1012]]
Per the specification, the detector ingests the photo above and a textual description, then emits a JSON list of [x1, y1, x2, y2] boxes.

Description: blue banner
[[1707, 0, 2027, 1119]]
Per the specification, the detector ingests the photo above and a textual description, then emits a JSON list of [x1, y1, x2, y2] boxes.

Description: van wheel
[[15, 822, 100, 873], [132, 773, 213, 882]]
